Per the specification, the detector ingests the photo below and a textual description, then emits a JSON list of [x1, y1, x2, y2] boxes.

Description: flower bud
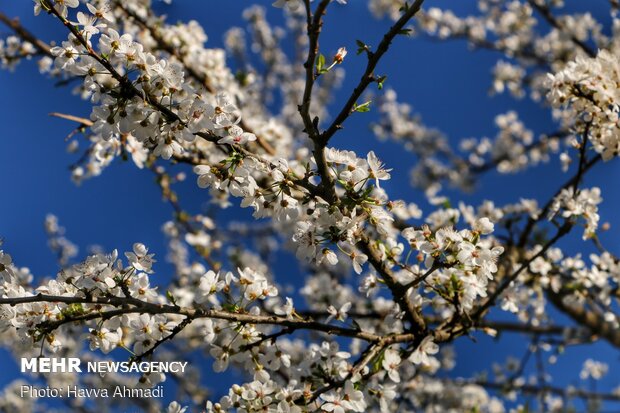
[[333, 47, 347, 64]]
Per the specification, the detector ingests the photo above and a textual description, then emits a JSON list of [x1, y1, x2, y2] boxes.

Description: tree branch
[[320, 0, 425, 144], [0, 293, 416, 344], [0, 11, 52, 57], [299, 0, 337, 203]]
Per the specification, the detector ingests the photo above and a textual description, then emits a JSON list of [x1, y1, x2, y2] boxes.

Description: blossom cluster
[[549, 186, 602, 240], [0, 36, 36, 71], [547, 50, 620, 161], [402, 217, 504, 313]]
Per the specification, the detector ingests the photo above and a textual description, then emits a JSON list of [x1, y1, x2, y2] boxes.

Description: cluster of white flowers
[[373, 93, 563, 194], [491, 60, 526, 98], [580, 359, 609, 380], [547, 50, 620, 161], [1, 245, 155, 350], [44, 213, 78, 266], [371, 89, 461, 190], [0, 36, 36, 71], [549, 186, 602, 240], [402, 217, 504, 313], [193, 145, 396, 273], [42, 1, 268, 172], [460, 111, 561, 174]]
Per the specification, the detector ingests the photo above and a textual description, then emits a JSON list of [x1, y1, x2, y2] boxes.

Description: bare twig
[[320, 0, 425, 144]]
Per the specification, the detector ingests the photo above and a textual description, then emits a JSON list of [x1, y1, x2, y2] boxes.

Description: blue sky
[[1, 0, 619, 410]]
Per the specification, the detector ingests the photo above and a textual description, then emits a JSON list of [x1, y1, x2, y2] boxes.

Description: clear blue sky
[[1, 0, 619, 410]]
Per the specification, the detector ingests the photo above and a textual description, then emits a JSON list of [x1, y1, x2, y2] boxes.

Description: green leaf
[[372, 348, 387, 373], [398, 28, 412, 36], [356, 39, 369, 55], [376, 75, 387, 90], [223, 302, 240, 312], [166, 290, 177, 306], [361, 185, 374, 198], [354, 100, 372, 113], [315, 53, 326, 72], [235, 70, 249, 86]]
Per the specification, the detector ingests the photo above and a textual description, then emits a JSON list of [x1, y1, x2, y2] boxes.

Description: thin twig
[[320, 0, 425, 145]]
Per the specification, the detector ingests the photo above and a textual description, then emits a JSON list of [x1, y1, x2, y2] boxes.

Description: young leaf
[[376, 75, 387, 90], [354, 100, 372, 113], [316, 53, 326, 73], [356, 39, 369, 55], [166, 290, 177, 306]]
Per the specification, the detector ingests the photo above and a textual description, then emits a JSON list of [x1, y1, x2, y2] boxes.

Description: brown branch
[[41, 0, 180, 121], [302, 309, 579, 336], [358, 238, 427, 335], [151, 165, 222, 271], [429, 34, 550, 66], [40, 1, 292, 182], [114, 2, 215, 92], [299, 0, 331, 142], [298, 1, 430, 297], [402, 261, 444, 290], [299, 0, 337, 203], [49, 112, 93, 126], [0, 293, 416, 344], [241, 326, 294, 352], [0, 11, 52, 57], [546, 289, 620, 348]]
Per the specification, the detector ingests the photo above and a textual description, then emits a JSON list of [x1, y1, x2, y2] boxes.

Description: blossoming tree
[[0, 0, 619, 412]]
